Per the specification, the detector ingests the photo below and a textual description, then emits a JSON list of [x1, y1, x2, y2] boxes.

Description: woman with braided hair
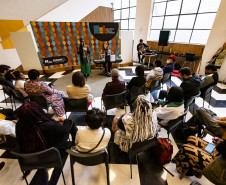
[[112, 95, 158, 152]]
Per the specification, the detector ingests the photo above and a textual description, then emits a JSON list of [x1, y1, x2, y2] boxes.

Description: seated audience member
[[0, 65, 14, 89], [137, 39, 149, 63], [112, 95, 158, 152], [25, 69, 65, 118], [146, 59, 163, 88], [172, 136, 226, 178], [11, 71, 28, 98], [196, 64, 218, 96], [15, 101, 77, 183], [183, 107, 225, 138], [67, 71, 93, 106], [102, 68, 125, 97], [179, 67, 201, 103], [15, 102, 76, 156], [157, 67, 200, 105], [74, 108, 111, 153], [155, 86, 184, 126], [162, 54, 176, 74], [127, 65, 146, 90]]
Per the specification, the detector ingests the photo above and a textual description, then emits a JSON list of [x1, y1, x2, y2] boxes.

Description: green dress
[[79, 45, 91, 75]]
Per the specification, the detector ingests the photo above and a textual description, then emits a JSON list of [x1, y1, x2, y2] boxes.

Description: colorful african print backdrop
[[30, 22, 120, 70]]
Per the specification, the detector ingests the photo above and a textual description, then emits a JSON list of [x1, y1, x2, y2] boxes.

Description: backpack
[[154, 138, 173, 165]]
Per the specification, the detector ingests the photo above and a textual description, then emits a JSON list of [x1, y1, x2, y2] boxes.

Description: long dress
[[78, 44, 91, 76], [25, 81, 65, 117]]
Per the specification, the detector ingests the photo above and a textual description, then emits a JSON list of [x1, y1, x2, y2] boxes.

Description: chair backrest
[[149, 78, 162, 92], [63, 97, 88, 113], [0, 135, 19, 152], [130, 85, 145, 103], [128, 137, 158, 159], [30, 95, 49, 110], [103, 91, 127, 111], [66, 149, 107, 166], [185, 91, 201, 107], [203, 85, 214, 98], [11, 89, 25, 101], [186, 53, 195, 61], [11, 147, 63, 171], [2, 85, 13, 96], [162, 72, 171, 84]]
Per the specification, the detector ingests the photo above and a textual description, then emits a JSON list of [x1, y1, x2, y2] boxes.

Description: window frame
[[149, 0, 219, 44]]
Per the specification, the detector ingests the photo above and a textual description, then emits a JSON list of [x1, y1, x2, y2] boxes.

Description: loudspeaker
[[158, 31, 170, 46]]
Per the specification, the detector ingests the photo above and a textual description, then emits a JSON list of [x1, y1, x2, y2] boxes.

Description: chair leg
[[130, 158, 132, 179], [9, 96, 14, 110], [124, 106, 126, 114], [105, 161, 110, 185], [22, 171, 29, 185], [70, 158, 75, 185], [61, 170, 66, 185], [208, 95, 212, 108], [3, 91, 7, 106], [203, 99, 204, 107]]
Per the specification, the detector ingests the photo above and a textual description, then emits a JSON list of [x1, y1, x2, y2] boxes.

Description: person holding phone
[[172, 135, 226, 178]]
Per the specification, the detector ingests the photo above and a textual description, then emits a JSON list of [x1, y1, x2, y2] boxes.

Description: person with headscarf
[[77, 38, 91, 77], [112, 95, 158, 152]]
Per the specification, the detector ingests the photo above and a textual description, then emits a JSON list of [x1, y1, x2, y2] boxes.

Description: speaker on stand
[[158, 31, 170, 58]]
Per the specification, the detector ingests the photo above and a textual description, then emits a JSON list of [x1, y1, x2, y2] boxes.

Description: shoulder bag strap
[[77, 128, 105, 154]]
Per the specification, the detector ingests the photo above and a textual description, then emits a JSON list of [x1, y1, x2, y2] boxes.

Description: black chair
[[30, 94, 49, 111], [130, 85, 146, 103], [162, 72, 171, 88], [161, 106, 189, 139], [201, 86, 215, 108], [11, 147, 66, 185], [66, 149, 110, 185], [11, 89, 29, 109], [0, 135, 19, 152], [2, 85, 14, 109], [147, 78, 162, 102], [185, 91, 201, 114], [102, 91, 127, 114], [128, 137, 158, 179]]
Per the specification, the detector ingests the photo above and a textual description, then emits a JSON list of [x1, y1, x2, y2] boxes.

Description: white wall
[[200, 0, 226, 81], [121, 31, 133, 63], [132, 0, 153, 61], [38, 0, 112, 22]]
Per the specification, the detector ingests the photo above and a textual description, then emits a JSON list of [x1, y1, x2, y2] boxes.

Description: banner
[[30, 22, 120, 70]]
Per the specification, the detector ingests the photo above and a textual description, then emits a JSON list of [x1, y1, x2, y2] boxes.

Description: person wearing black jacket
[[137, 39, 149, 63]]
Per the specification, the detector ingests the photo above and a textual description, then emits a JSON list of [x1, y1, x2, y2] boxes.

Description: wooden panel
[[80, 6, 114, 22], [146, 41, 205, 57]]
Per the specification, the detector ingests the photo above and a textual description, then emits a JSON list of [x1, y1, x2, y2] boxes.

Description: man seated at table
[[162, 54, 176, 74], [102, 68, 125, 99], [196, 64, 218, 97], [137, 39, 149, 64]]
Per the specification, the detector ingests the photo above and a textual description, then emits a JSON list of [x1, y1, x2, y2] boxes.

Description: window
[[113, 0, 137, 31], [149, 0, 221, 45]]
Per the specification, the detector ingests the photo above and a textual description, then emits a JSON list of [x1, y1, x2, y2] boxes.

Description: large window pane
[[121, 19, 128, 29], [129, 19, 135, 29], [163, 16, 178, 29], [122, 0, 129, 8], [114, 10, 120, 20], [150, 30, 161, 41], [181, 0, 200, 14], [190, 30, 210, 44], [194, 13, 216, 29], [114, 0, 121, 10], [153, 2, 166, 16], [121, 8, 129, 19], [130, 0, 137, 7], [199, 0, 221, 13], [174, 30, 192, 43], [130, 7, 136, 18], [151, 17, 164, 29], [178, 15, 196, 29], [168, 30, 176, 42], [166, 0, 182, 15]]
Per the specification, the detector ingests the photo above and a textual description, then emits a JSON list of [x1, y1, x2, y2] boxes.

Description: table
[[94, 59, 123, 70], [145, 53, 157, 68]]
